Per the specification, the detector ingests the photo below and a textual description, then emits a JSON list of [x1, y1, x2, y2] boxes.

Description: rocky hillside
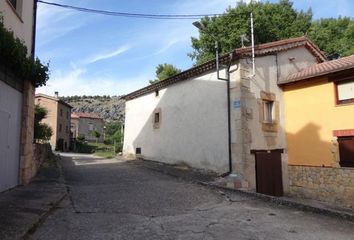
[[60, 95, 125, 123]]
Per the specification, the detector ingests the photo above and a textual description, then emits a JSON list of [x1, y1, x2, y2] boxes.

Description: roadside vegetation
[[34, 104, 53, 143], [74, 121, 124, 159], [0, 16, 49, 87]]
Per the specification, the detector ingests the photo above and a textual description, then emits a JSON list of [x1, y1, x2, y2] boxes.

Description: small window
[[154, 112, 160, 123], [88, 123, 94, 131], [59, 124, 62, 132], [65, 126, 68, 133], [155, 90, 159, 97], [336, 80, 354, 105], [66, 111, 69, 119], [338, 136, 354, 167], [60, 109, 63, 117], [263, 100, 274, 123], [136, 147, 141, 154], [153, 108, 161, 129]]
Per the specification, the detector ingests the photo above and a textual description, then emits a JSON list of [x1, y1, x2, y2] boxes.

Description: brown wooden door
[[255, 151, 283, 196], [337, 136, 354, 167]]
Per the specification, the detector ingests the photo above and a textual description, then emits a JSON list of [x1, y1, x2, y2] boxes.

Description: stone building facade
[[71, 112, 104, 142]]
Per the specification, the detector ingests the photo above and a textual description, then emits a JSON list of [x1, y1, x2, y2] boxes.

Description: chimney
[[54, 91, 59, 98]]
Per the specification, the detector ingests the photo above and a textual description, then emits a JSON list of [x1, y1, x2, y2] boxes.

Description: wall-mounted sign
[[233, 100, 241, 108]]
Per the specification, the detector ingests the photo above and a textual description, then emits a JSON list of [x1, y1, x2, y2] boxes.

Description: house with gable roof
[[35, 93, 72, 151], [123, 36, 327, 197], [279, 54, 354, 209], [71, 112, 104, 142]]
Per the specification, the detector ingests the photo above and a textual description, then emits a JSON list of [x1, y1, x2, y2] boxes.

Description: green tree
[[91, 130, 101, 143], [105, 121, 121, 137], [149, 63, 182, 84], [190, 0, 312, 64], [308, 17, 354, 59], [34, 105, 53, 142]]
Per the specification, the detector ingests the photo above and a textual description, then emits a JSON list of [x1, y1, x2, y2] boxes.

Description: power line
[[37, 0, 223, 20]]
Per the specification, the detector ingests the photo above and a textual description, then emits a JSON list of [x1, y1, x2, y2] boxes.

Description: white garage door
[[0, 80, 22, 192]]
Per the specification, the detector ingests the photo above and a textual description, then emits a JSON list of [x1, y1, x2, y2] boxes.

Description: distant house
[[279, 54, 354, 209], [35, 93, 72, 151], [71, 112, 104, 142], [123, 37, 326, 197], [0, 0, 38, 191]]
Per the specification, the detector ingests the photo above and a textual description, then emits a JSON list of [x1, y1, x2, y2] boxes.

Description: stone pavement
[[27, 153, 354, 240], [141, 158, 354, 221], [0, 154, 66, 240]]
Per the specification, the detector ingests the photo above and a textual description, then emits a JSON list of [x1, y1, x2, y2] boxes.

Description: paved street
[[29, 153, 354, 240]]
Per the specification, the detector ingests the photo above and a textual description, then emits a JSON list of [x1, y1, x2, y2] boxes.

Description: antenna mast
[[250, 12, 255, 76]]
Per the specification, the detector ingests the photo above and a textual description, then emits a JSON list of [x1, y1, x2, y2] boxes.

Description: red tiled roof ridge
[[71, 112, 103, 119], [123, 36, 326, 100], [280, 54, 354, 85]]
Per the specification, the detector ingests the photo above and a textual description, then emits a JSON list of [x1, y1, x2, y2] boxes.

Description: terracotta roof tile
[[123, 36, 326, 100], [280, 54, 354, 85], [71, 112, 103, 119]]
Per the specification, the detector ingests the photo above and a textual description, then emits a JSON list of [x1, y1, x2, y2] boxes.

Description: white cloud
[[36, 1, 90, 47], [36, 67, 150, 96], [86, 45, 131, 64], [154, 39, 180, 55]]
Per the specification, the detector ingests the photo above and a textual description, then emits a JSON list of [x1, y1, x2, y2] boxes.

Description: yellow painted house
[[279, 54, 354, 209]]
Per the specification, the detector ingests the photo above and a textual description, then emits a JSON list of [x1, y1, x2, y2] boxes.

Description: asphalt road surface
[[29, 153, 354, 240]]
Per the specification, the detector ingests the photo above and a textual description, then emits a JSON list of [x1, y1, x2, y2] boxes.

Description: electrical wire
[[37, 0, 223, 20]]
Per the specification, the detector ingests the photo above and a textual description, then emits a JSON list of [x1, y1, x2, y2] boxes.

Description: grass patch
[[75, 141, 116, 159]]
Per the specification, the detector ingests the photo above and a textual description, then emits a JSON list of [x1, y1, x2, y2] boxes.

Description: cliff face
[[61, 96, 125, 123]]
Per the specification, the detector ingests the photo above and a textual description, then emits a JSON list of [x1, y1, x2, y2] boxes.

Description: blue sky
[[36, 0, 354, 97]]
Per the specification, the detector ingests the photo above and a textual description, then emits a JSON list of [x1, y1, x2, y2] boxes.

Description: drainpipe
[[192, 21, 234, 176], [220, 53, 234, 177], [226, 57, 232, 174], [31, 0, 38, 59]]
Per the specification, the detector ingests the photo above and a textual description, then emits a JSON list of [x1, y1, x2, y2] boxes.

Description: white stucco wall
[[124, 46, 320, 188], [0, 0, 34, 53], [124, 71, 229, 173]]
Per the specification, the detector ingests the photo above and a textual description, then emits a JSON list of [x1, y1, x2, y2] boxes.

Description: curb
[[23, 193, 67, 239], [200, 182, 354, 222]]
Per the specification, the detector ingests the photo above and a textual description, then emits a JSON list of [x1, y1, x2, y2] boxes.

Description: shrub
[[0, 17, 49, 87], [77, 135, 85, 141], [34, 105, 52, 142]]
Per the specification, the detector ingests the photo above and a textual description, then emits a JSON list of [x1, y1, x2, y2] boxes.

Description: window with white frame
[[263, 100, 274, 123], [259, 91, 278, 133], [336, 80, 354, 105]]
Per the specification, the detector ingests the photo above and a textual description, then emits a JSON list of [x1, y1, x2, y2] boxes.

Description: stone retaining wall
[[288, 165, 354, 209], [31, 143, 52, 180]]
